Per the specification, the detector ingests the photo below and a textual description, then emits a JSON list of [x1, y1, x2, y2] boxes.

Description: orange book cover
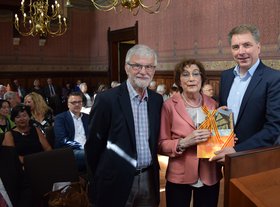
[[197, 108, 234, 158]]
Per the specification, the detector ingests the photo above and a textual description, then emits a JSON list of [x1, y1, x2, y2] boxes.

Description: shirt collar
[[233, 58, 260, 77], [126, 80, 148, 101], [69, 111, 83, 119]]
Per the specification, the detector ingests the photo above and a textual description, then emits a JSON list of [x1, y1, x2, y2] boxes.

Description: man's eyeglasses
[[127, 63, 156, 72], [69, 101, 83, 105], [181, 71, 201, 79]]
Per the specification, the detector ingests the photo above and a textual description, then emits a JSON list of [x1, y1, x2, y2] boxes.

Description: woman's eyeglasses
[[181, 71, 201, 79]]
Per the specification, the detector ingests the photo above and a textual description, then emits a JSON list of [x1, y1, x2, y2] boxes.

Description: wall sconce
[[39, 37, 47, 46], [13, 37, 21, 46]]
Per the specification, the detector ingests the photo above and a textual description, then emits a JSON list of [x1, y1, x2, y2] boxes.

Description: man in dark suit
[[211, 24, 280, 162], [54, 92, 89, 171], [85, 44, 163, 207], [12, 79, 27, 102], [44, 78, 61, 115]]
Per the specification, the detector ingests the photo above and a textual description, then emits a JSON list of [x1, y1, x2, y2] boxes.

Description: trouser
[[125, 168, 157, 207], [165, 180, 220, 207]]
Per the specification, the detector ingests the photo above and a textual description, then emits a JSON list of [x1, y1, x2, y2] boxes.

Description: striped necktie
[[49, 85, 55, 96]]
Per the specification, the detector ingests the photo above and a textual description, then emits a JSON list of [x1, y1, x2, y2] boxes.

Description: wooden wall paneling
[[153, 71, 174, 93], [205, 71, 222, 97]]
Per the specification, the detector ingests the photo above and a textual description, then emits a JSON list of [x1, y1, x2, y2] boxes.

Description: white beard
[[133, 77, 151, 89]]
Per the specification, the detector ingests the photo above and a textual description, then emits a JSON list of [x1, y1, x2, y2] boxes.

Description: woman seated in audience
[[29, 79, 45, 99], [0, 100, 15, 134], [2, 104, 52, 164], [79, 82, 93, 114], [24, 92, 54, 134]]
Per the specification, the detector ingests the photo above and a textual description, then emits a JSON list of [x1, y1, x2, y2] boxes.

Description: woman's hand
[[177, 129, 211, 152]]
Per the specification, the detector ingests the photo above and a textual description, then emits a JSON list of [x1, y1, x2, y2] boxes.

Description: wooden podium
[[224, 146, 280, 207]]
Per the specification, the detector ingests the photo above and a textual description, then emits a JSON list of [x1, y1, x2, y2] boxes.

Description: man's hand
[[209, 147, 236, 163]]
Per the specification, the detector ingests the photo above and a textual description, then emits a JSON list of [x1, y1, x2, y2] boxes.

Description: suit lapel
[[118, 83, 136, 148], [66, 111, 75, 139], [236, 65, 263, 125], [147, 90, 158, 152], [223, 70, 235, 104]]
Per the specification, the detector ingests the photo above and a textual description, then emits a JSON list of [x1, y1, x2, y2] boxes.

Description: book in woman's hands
[[197, 108, 234, 158]]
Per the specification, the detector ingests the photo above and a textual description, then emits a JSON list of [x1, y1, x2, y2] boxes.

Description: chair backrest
[[23, 148, 79, 205]]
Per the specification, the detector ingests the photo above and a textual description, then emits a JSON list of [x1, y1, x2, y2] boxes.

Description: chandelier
[[91, 0, 171, 15], [14, 0, 67, 37]]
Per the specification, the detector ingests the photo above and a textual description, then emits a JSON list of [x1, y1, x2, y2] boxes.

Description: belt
[[135, 166, 152, 176]]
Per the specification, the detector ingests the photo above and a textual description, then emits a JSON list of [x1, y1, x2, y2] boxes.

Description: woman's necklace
[[181, 93, 202, 108], [17, 127, 30, 136]]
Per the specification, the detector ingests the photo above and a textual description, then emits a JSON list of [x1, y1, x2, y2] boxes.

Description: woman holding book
[[158, 59, 222, 207]]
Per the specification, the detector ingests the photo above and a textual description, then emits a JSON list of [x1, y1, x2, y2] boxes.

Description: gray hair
[[79, 82, 87, 90], [125, 44, 157, 66], [111, 81, 120, 88], [228, 24, 260, 44], [4, 91, 17, 100], [156, 84, 166, 93]]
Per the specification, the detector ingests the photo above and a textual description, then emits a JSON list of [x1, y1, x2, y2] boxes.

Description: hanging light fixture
[[14, 0, 67, 37], [91, 0, 171, 16]]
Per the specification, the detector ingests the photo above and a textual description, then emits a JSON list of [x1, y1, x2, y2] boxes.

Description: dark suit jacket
[[54, 111, 89, 149], [219, 61, 280, 151], [0, 146, 23, 207], [85, 82, 163, 207], [44, 84, 59, 98]]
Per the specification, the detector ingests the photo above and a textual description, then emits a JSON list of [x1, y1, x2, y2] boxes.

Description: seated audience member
[[79, 82, 93, 114], [92, 83, 109, 102], [0, 85, 6, 100], [54, 92, 89, 171], [4, 91, 21, 108], [29, 79, 45, 99], [148, 80, 157, 91], [61, 82, 72, 105], [12, 80, 26, 103], [44, 78, 62, 115], [0, 100, 15, 136], [202, 83, 214, 97], [110, 81, 120, 88], [24, 92, 54, 134], [74, 79, 82, 92], [61, 83, 72, 112], [2, 104, 52, 164], [156, 83, 169, 101], [169, 85, 179, 97]]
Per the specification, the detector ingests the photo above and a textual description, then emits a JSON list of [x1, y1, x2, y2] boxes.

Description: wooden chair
[[23, 148, 79, 206]]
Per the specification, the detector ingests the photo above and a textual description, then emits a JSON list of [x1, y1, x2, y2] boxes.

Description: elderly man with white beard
[[85, 44, 163, 207]]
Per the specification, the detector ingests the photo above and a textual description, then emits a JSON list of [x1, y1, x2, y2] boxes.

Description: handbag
[[44, 182, 89, 207]]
